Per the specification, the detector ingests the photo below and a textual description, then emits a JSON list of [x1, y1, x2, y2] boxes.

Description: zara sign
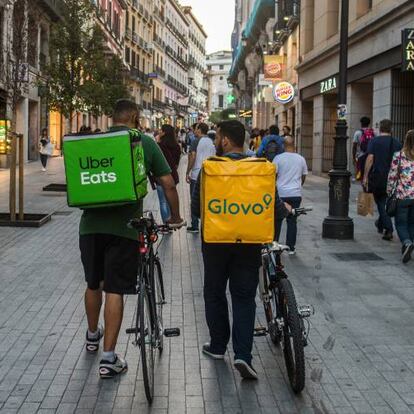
[[402, 29, 414, 72]]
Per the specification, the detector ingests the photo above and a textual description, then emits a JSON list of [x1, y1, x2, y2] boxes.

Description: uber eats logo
[[79, 156, 117, 185], [208, 194, 273, 215]]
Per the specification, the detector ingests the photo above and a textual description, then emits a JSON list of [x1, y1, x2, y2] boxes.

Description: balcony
[[40, 0, 65, 21], [154, 33, 165, 49], [125, 28, 132, 40], [153, 99, 165, 109], [166, 46, 189, 70], [130, 67, 150, 85], [154, 66, 166, 78], [132, 32, 138, 45]]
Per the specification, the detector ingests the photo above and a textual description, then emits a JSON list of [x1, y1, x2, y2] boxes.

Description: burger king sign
[[273, 81, 295, 104]]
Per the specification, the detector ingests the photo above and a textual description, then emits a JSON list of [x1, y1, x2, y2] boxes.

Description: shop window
[[357, 0, 372, 18]]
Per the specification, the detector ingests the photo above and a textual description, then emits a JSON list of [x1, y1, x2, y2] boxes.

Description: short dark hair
[[379, 119, 392, 134], [192, 123, 199, 130], [113, 99, 139, 123], [197, 122, 209, 135], [217, 120, 245, 148], [283, 125, 291, 133], [360, 117, 371, 128], [269, 125, 279, 135]]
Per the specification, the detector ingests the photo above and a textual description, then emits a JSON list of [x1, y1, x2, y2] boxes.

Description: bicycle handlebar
[[291, 206, 313, 217]]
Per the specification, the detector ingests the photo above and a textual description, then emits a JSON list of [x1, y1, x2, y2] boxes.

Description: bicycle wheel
[[279, 278, 305, 394], [260, 256, 281, 345], [153, 257, 164, 353], [139, 283, 155, 403]]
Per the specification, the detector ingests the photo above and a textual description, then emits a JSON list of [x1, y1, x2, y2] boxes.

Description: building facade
[[207, 50, 233, 114], [182, 6, 208, 125], [297, 0, 414, 175], [164, 0, 189, 127]]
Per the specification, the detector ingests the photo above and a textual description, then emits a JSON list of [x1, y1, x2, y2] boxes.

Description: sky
[[181, 0, 235, 54]]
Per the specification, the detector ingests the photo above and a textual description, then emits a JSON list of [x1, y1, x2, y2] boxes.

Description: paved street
[[1, 158, 414, 414]]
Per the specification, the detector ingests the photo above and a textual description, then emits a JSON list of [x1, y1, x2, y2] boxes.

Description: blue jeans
[[373, 193, 394, 233], [190, 179, 199, 229], [395, 199, 414, 246], [276, 197, 302, 250], [156, 185, 170, 224]]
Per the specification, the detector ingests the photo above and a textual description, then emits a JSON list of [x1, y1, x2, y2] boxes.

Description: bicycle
[[257, 207, 314, 394], [126, 211, 181, 403]]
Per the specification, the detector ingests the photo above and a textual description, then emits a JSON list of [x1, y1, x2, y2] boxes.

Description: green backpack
[[63, 128, 148, 208]]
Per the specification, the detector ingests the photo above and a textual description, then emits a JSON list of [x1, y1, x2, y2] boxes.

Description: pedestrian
[[274, 136, 308, 254], [256, 125, 285, 161], [39, 128, 51, 172], [180, 129, 188, 153], [207, 129, 216, 142], [281, 125, 293, 139], [363, 119, 402, 241], [79, 125, 92, 133], [80, 99, 184, 379], [249, 128, 261, 152], [387, 129, 414, 263], [191, 120, 290, 379], [185, 122, 216, 233], [156, 124, 181, 227], [353, 117, 375, 181]]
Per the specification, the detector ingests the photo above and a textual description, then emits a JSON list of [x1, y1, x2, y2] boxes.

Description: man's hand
[[362, 176, 368, 190], [284, 202, 292, 213], [186, 173, 191, 184]]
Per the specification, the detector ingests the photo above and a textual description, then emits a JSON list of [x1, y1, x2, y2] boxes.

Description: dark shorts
[[79, 234, 140, 294]]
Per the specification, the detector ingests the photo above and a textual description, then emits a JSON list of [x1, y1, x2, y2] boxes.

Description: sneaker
[[85, 325, 104, 353], [382, 231, 393, 241], [202, 343, 224, 360], [186, 226, 199, 234], [288, 250, 296, 256], [234, 359, 258, 380], [42, 167, 46, 172], [402, 243, 414, 264], [99, 355, 128, 379]]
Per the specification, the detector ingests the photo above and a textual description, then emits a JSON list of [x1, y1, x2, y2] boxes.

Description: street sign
[[402, 29, 414, 71]]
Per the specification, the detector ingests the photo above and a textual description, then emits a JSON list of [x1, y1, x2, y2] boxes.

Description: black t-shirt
[[367, 135, 402, 174]]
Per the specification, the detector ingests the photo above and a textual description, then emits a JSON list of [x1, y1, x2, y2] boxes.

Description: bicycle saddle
[[267, 242, 290, 252]]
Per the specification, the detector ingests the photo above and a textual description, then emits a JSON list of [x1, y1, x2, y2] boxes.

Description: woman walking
[[39, 128, 51, 172], [387, 130, 414, 263], [157, 124, 181, 226]]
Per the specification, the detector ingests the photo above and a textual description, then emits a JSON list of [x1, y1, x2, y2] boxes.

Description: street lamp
[[322, 0, 354, 240]]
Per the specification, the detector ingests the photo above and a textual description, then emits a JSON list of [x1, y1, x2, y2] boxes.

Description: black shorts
[[80, 234, 140, 294]]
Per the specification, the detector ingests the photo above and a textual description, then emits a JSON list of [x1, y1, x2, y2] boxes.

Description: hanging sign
[[273, 81, 295, 104], [402, 29, 414, 71], [264, 55, 284, 81]]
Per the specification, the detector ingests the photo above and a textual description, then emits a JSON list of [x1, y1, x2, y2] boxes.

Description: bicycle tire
[[279, 278, 305, 393], [140, 283, 155, 403], [153, 257, 164, 353]]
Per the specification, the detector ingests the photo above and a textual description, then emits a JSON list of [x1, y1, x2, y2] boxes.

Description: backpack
[[263, 138, 281, 162], [201, 156, 276, 244], [359, 128, 375, 153], [63, 128, 147, 208]]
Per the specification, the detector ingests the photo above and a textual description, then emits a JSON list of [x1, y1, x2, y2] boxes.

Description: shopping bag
[[201, 156, 276, 244], [357, 191, 374, 216]]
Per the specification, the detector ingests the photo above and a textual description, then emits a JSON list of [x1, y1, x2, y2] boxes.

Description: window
[[131, 51, 136, 67], [220, 76, 223, 80], [219, 65, 224, 70], [218, 95, 224, 108], [125, 47, 130, 64]]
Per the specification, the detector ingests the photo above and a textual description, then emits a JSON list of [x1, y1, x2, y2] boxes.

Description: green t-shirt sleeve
[[142, 135, 172, 177]]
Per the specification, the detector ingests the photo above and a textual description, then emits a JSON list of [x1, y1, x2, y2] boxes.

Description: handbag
[[385, 153, 402, 217]]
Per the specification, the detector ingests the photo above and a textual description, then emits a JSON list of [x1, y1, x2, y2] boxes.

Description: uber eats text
[[79, 156, 117, 185]]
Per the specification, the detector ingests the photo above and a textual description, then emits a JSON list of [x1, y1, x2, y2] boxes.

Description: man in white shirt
[[273, 137, 308, 254], [186, 123, 216, 233]]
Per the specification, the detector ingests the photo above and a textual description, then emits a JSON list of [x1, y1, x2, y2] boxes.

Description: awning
[[243, 0, 275, 45], [228, 0, 275, 83]]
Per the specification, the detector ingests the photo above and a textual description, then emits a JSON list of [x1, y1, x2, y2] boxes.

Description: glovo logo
[[208, 194, 273, 216]]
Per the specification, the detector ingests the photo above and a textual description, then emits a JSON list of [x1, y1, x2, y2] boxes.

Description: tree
[[41, 0, 129, 128]]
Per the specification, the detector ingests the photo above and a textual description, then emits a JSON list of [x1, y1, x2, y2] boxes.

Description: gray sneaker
[[234, 359, 258, 380], [99, 355, 128, 379]]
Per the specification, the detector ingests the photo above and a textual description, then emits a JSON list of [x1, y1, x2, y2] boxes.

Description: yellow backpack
[[201, 156, 276, 244]]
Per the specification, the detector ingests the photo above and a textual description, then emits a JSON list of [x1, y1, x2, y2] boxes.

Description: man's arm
[[157, 174, 183, 223], [302, 175, 306, 186], [256, 137, 267, 157], [186, 151, 196, 183], [191, 174, 202, 219], [352, 142, 358, 165], [363, 154, 374, 188]]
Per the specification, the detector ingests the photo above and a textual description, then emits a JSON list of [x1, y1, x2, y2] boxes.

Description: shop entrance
[[392, 69, 414, 142], [322, 94, 337, 173], [300, 100, 313, 170]]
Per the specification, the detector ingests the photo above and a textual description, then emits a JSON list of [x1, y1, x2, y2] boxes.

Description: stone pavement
[[0, 157, 414, 414]]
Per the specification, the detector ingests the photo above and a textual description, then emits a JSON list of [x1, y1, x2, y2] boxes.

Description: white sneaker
[[288, 251, 296, 256], [99, 355, 128, 379], [42, 167, 46, 172]]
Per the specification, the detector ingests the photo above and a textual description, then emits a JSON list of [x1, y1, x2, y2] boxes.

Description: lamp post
[[322, 0, 354, 239]]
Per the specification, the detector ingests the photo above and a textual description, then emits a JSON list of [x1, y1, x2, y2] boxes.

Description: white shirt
[[190, 136, 216, 181], [274, 152, 308, 198]]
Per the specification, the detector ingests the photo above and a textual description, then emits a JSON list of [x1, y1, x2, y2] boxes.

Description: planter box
[[0, 213, 52, 228]]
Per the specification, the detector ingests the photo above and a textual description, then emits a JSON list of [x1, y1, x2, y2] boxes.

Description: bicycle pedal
[[164, 328, 180, 337], [126, 327, 139, 335], [253, 327, 268, 337]]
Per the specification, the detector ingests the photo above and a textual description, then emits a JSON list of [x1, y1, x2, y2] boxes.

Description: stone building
[[297, 0, 414, 174]]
